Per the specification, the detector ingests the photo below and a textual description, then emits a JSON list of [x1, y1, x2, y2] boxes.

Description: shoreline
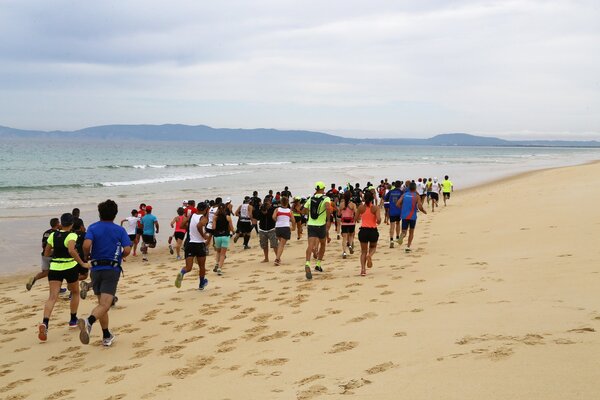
[[1, 157, 599, 279]]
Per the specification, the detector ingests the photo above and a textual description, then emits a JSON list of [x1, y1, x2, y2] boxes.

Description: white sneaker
[[342, 252, 347, 259], [102, 334, 116, 347]]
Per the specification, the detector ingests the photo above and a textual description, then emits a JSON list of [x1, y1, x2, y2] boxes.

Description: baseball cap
[[315, 181, 326, 190], [145, 205, 153, 212], [226, 197, 231, 203], [182, 200, 188, 204]]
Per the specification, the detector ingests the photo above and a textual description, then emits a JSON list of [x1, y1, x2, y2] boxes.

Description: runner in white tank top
[[175, 204, 209, 290], [272, 197, 296, 266]]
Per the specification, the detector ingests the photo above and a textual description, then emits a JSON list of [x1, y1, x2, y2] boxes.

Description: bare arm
[[122, 246, 131, 258], [170, 216, 177, 228], [43, 243, 52, 258], [396, 194, 405, 209], [235, 205, 241, 217], [227, 216, 235, 235], [83, 239, 92, 261], [272, 207, 278, 222], [417, 196, 427, 214], [155, 221, 160, 234], [120, 219, 126, 226], [198, 217, 208, 240], [67, 239, 88, 268], [374, 205, 382, 225]]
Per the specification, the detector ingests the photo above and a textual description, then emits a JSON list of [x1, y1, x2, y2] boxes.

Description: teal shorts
[[214, 236, 230, 249]]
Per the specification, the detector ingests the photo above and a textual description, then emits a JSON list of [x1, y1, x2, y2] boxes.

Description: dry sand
[[1, 162, 599, 400]]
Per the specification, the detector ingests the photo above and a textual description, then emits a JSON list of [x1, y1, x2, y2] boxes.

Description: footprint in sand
[[104, 394, 127, 400], [131, 349, 153, 359], [44, 389, 75, 399], [297, 385, 328, 400], [365, 361, 396, 374], [295, 374, 325, 386], [487, 347, 514, 361], [411, 308, 424, 313], [347, 312, 377, 324], [208, 326, 231, 334], [160, 345, 185, 355], [339, 378, 372, 394], [327, 341, 358, 354], [105, 374, 125, 384], [256, 358, 289, 366], [108, 364, 141, 372], [567, 327, 595, 333], [393, 331, 407, 337], [258, 331, 290, 342], [0, 378, 33, 394], [380, 290, 394, 295]]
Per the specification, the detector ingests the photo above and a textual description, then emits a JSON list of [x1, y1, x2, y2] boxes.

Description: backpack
[[309, 196, 325, 220]]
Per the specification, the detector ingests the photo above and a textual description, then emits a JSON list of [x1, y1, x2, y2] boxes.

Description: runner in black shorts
[[175, 203, 209, 290]]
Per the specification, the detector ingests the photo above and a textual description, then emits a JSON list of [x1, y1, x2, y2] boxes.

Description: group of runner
[[28, 176, 453, 345]]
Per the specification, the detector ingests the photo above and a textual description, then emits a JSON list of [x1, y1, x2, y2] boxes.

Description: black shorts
[[128, 234, 136, 242], [341, 225, 355, 234], [237, 221, 253, 234], [185, 242, 207, 258], [174, 231, 185, 241], [136, 227, 143, 235], [358, 227, 379, 244], [205, 228, 214, 235], [390, 215, 401, 223], [443, 192, 451, 199], [402, 219, 417, 230], [76, 264, 89, 277], [48, 268, 79, 284], [275, 227, 291, 241], [430, 193, 439, 201], [307, 225, 327, 239], [91, 268, 120, 296], [142, 235, 156, 245], [294, 216, 302, 223]]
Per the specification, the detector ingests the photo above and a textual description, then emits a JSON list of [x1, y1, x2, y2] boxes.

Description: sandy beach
[[1, 161, 599, 400]]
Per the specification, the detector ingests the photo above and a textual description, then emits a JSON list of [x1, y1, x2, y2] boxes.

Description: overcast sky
[[0, 0, 598, 139]]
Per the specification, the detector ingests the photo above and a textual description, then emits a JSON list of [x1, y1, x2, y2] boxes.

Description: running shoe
[[69, 317, 78, 328], [337, 234, 340, 240], [405, 247, 412, 253], [315, 265, 323, 273], [77, 318, 92, 345], [112, 296, 118, 307], [397, 233, 405, 245], [175, 272, 184, 288], [342, 252, 347, 259], [233, 234, 239, 244], [80, 281, 89, 300], [59, 288, 67, 294], [38, 323, 47, 342], [199, 278, 208, 290], [243, 245, 251, 250], [169, 244, 174, 255], [142, 256, 148, 262], [213, 264, 218, 273], [305, 265, 312, 280], [389, 241, 394, 248], [176, 255, 181, 261], [216, 268, 223, 276], [348, 245, 354, 254], [102, 334, 116, 347], [26, 276, 36, 291]]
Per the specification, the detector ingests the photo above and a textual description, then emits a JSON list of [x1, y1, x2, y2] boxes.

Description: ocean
[[1, 138, 599, 275]]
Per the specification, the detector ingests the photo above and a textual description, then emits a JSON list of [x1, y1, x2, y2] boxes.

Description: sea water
[[1, 138, 599, 274]]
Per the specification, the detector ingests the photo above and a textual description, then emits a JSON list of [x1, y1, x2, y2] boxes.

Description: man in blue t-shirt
[[78, 199, 131, 348], [140, 205, 159, 262], [384, 180, 404, 248]]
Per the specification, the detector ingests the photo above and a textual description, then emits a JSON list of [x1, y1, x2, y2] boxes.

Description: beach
[[1, 161, 599, 400]]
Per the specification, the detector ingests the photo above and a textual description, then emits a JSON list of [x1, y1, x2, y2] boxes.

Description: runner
[[426, 178, 433, 205], [257, 197, 277, 263], [385, 181, 403, 248], [417, 178, 427, 204], [356, 191, 381, 276], [442, 175, 454, 206], [169, 207, 186, 260], [205, 197, 222, 252], [72, 208, 85, 230], [184, 200, 197, 218], [37, 213, 87, 342], [396, 182, 428, 252], [140, 205, 159, 262], [72, 219, 90, 294], [78, 199, 131, 347], [281, 186, 292, 198], [338, 190, 356, 259], [430, 177, 441, 212], [133, 203, 146, 257], [292, 196, 304, 240], [120, 210, 139, 246], [303, 181, 331, 280], [326, 184, 341, 241], [273, 196, 296, 265], [234, 197, 254, 249], [175, 202, 209, 290], [26, 217, 60, 291], [212, 203, 234, 276]]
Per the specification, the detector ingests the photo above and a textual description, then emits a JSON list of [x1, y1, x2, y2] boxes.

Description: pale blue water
[[1, 138, 600, 215]]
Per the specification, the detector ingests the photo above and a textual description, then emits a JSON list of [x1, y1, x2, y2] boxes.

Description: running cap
[[182, 200, 188, 204], [294, 196, 301, 200], [434, 177, 438, 182], [60, 213, 74, 227], [226, 197, 231, 203], [145, 205, 153, 212], [315, 181, 326, 190], [197, 202, 208, 211]]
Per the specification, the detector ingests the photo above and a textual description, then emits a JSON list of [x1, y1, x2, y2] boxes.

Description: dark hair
[[60, 213, 74, 227], [445, 175, 449, 180], [197, 202, 208, 211], [49, 218, 59, 228], [131, 209, 138, 216], [73, 219, 83, 231], [253, 191, 258, 196], [72, 208, 80, 217], [280, 196, 289, 208], [98, 199, 118, 221], [215, 197, 223, 205], [188, 200, 195, 206], [343, 190, 352, 209], [364, 191, 374, 206], [140, 203, 146, 208], [177, 207, 184, 216], [409, 182, 417, 191]]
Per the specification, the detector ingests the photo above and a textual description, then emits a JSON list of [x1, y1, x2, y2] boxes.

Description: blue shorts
[[214, 236, 230, 249], [402, 219, 416, 230]]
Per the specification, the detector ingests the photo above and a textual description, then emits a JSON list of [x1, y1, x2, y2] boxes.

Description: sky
[[0, 0, 599, 139]]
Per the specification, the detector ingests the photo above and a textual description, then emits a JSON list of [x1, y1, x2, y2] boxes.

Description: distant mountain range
[[1, 124, 599, 147]]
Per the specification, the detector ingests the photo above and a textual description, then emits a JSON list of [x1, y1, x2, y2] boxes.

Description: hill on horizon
[[0, 124, 599, 148]]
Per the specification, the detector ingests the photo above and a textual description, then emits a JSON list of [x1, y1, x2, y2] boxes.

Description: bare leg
[[175, 238, 183, 258], [43, 281, 62, 320], [275, 238, 287, 263], [359, 241, 368, 274], [67, 281, 80, 316], [408, 228, 415, 248]]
